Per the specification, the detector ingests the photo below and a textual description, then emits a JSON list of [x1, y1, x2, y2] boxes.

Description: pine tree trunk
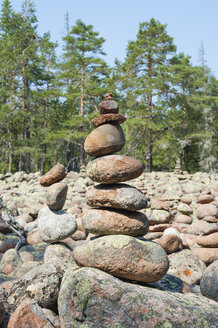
[[19, 59, 26, 172]]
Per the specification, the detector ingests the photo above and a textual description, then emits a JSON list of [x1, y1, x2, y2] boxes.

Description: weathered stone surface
[[73, 235, 169, 283], [198, 194, 214, 204], [148, 209, 171, 224], [154, 234, 181, 254], [84, 123, 125, 157], [175, 213, 193, 224], [177, 203, 193, 215], [46, 182, 68, 210], [168, 250, 206, 285], [191, 220, 218, 235], [8, 264, 62, 308], [0, 301, 5, 326], [86, 183, 147, 211], [92, 113, 126, 127], [37, 206, 77, 243], [27, 228, 44, 245], [180, 233, 198, 248], [148, 223, 171, 232], [87, 155, 144, 183], [0, 235, 19, 253], [191, 248, 218, 265], [196, 232, 218, 248], [40, 163, 66, 187], [180, 195, 192, 204], [7, 300, 61, 328], [200, 260, 218, 302], [43, 243, 79, 273], [82, 208, 149, 236], [0, 249, 22, 275], [58, 267, 218, 328], [99, 99, 119, 115], [196, 203, 218, 219]]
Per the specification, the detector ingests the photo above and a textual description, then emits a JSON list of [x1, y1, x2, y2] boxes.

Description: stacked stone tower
[[37, 163, 77, 243], [73, 94, 169, 283]]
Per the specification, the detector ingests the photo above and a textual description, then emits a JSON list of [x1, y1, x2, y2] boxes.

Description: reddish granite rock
[[73, 235, 169, 283], [71, 230, 87, 241], [150, 200, 172, 210], [7, 300, 61, 328], [190, 221, 218, 235], [168, 250, 206, 285], [82, 208, 149, 236], [20, 251, 34, 263], [196, 203, 217, 219], [191, 248, 218, 265], [58, 267, 218, 328], [196, 232, 218, 248], [180, 233, 198, 248], [46, 182, 68, 210], [27, 228, 44, 245], [175, 214, 193, 224], [40, 163, 66, 187], [86, 183, 147, 211], [180, 195, 192, 204], [198, 194, 214, 204], [148, 209, 171, 225], [87, 155, 144, 184], [0, 249, 22, 275], [148, 223, 171, 232], [154, 234, 181, 254], [84, 123, 125, 157], [92, 113, 126, 127]]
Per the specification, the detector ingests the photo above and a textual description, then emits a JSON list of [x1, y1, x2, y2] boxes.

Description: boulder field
[[0, 169, 217, 327]]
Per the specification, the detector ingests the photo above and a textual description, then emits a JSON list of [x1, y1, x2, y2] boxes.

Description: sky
[[9, 0, 218, 78]]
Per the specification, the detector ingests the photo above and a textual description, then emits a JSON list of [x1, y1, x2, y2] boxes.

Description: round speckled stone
[[86, 183, 147, 211], [82, 208, 149, 236], [84, 124, 125, 157], [73, 235, 169, 283], [86, 155, 144, 183]]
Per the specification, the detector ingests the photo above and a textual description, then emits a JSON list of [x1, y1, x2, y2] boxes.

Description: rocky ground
[[0, 169, 217, 327]]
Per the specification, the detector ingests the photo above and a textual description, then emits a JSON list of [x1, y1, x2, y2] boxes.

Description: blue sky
[[10, 0, 218, 77]]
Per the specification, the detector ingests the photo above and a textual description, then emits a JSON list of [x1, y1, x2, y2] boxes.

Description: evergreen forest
[[0, 0, 217, 174]]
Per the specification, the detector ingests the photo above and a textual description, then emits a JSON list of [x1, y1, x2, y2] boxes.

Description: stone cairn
[[73, 93, 169, 283], [38, 163, 77, 243]]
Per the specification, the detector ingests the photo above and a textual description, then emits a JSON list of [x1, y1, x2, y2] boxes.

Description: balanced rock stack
[[37, 163, 77, 242], [73, 94, 169, 283]]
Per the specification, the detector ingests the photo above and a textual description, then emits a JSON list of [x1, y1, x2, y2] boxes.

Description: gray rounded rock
[[37, 206, 77, 243], [200, 260, 218, 302], [86, 183, 147, 211], [84, 123, 125, 157], [46, 182, 68, 210]]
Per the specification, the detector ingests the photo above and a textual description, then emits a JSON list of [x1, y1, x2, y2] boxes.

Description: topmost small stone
[[40, 163, 66, 187], [99, 93, 119, 115]]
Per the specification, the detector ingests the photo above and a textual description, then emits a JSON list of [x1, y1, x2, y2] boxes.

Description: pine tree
[[59, 19, 108, 166], [120, 18, 176, 172]]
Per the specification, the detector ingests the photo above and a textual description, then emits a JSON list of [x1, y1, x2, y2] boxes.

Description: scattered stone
[[0, 249, 22, 275], [177, 203, 193, 215], [168, 250, 206, 285], [82, 208, 149, 236], [198, 194, 214, 204], [73, 235, 169, 283], [154, 234, 181, 254], [180, 195, 192, 204], [196, 203, 217, 219], [191, 248, 218, 265], [148, 223, 171, 232], [27, 228, 44, 245], [200, 260, 218, 302], [175, 214, 193, 224], [8, 264, 62, 308], [180, 233, 198, 248], [58, 267, 218, 328], [87, 155, 144, 184], [148, 209, 171, 224], [86, 183, 147, 211], [196, 232, 218, 248], [46, 182, 68, 210], [7, 300, 61, 328], [144, 232, 163, 240], [40, 163, 66, 187], [92, 113, 126, 127], [37, 206, 77, 243]]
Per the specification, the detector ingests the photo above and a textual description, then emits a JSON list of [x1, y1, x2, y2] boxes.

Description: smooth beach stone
[[37, 206, 77, 243], [87, 155, 144, 183], [92, 113, 126, 127], [46, 182, 68, 210], [86, 183, 147, 211], [84, 123, 125, 157], [200, 260, 218, 302], [40, 163, 66, 187], [73, 235, 169, 283], [82, 208, 149, 236]]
